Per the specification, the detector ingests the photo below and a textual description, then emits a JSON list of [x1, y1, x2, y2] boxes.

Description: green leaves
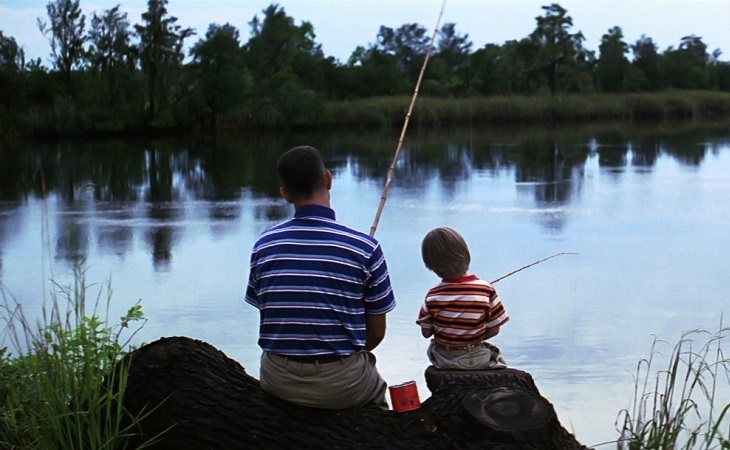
[[37, 0, 87, 95], [0, 268, 153, 449], [597, 26, 629, 92], [188, 23, 252, 130], [529, 3, 589, 94], [242, 4, 329, 127], [135, 0, 195, 118]]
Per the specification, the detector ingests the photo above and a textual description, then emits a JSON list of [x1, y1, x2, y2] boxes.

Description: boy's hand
[[415, 314, 431, 324]]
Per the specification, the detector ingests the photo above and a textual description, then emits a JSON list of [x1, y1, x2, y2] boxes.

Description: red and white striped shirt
[[417, 274, 509, 345]]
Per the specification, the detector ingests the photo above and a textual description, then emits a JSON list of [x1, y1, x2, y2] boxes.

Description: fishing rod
[[369, 0, 447, 237], [364, 3, 572, 284], [490, 252, 578, 284]]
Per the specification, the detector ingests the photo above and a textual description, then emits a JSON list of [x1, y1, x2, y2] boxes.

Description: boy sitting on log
[[416, 227, 509, 370]]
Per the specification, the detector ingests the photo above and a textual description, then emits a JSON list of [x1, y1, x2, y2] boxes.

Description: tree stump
[[122, 336, 591, 449]]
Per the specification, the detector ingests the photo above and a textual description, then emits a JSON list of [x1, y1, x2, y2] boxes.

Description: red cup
[[389, 381, 421, 412]]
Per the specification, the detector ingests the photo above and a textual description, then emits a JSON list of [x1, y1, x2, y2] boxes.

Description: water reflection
[[3, 121, 729, 447], [96, 205, 135, 257], [0, 120, 728, 270], [55, 209, 90, 266], [0, 207, 13, 281], [630, 136, 661, 168]]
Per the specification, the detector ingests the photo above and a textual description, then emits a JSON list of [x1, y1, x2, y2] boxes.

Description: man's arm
[[365, 314, 387, 351]]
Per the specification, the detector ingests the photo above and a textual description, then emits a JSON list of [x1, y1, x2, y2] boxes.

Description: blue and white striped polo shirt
[[245, 204, 396, 359]]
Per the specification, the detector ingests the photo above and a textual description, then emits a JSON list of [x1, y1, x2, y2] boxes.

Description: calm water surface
[[2, 121, 729, 446]]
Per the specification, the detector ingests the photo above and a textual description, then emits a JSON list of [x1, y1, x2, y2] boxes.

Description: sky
[[2, 0, 730, 65]]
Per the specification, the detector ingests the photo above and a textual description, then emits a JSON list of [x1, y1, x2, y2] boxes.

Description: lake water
[[1, 121, 729, 446]]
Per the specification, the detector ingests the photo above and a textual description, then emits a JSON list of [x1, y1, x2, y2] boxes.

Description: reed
[[0, 266, 164, 449], [324, 91, 730, 128], [613, 325, 730, 449]]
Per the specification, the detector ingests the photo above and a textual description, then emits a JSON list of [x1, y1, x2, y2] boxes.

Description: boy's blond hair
[[421, 227, 471, 279]]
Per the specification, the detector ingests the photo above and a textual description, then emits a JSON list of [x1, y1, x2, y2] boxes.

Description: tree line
[[1, 0, 730, 135]]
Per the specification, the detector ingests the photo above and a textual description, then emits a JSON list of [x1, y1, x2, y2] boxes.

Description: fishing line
[[369, 0, 447, 237], [490, 252, 578, 284]]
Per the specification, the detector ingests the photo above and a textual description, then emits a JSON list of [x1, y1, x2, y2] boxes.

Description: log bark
[[122, 336, 592, 449]]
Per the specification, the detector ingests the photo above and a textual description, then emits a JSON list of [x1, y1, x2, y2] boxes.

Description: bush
[[0, 266, 164, 449]]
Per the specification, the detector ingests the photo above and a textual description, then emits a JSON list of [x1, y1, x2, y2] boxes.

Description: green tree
[[629, 35, 661, 90], [135, 0, 194, 119], [37, 0, 87, 95], [86, 5, 136, 109], [339, 22, 431, 99], [529, 3, 586, 94], [597, 26, 628, 92], [190, 23, 252, 130], [500, 38, 542, 94], [437, 23, 472, 56], [662, 35, 709, 89], [245, 5, 319, 83], [427, 23, 472, 96], [0, 31, 25, 71], [0, 31, 26, 121], [715, 61, 730, 91], [468, 43, 501, 95], [375, 23, 429, 80], [244, 4, 326, 125], [342, 45, 407, 97], [87, 6, 134, 72], [471, 38, 541, 95]]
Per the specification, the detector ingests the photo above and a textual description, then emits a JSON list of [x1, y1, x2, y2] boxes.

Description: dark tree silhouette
[[190, 23, 251, 131], [529, 3, 587, 94], [135, 0, 194, 118], [37, 0, 86, 95], [87, 5, 135, 108], [597, 26, 628, 92]]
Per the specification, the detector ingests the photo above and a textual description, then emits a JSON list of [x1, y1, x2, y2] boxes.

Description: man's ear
[[280, 186, 294, 204], [324, 170, 332, 191]]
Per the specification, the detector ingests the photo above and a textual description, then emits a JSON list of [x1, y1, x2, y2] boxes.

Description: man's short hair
[[421, 227, 471, 279], [277, 145, 326, 200]]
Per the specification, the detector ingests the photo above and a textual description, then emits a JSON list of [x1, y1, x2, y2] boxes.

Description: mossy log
[[122, 336, 591, 449]]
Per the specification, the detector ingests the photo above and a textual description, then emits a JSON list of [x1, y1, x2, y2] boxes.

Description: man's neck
[[291, 191, 330, 209]]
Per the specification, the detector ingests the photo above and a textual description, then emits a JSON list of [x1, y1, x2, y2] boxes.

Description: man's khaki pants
[[260, 350, 388, 409]]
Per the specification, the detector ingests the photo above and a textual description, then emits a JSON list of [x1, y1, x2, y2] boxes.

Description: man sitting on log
[[245, 145, 396, 409]]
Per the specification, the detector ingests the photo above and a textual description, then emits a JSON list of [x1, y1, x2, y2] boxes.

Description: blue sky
[[2, 0, 730, 65]]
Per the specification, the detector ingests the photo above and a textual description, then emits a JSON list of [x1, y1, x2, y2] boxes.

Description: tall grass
[[0, 266, 163, 449], [614, 326, 730, 449], [325, 91, 730, 128]]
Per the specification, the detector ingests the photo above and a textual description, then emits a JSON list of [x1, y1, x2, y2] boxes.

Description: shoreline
[[3, 90, 730, 140]]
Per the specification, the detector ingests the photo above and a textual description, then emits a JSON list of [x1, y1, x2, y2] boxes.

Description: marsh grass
[[0, 266, 165, 449], [324, 91, 730, 128], [613, 326, 730, 449]]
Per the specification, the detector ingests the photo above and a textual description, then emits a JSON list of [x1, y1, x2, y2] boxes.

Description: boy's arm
[[482, 286, 507, 341], [482, 326, 500, 341], [416, 309, 433, 338]]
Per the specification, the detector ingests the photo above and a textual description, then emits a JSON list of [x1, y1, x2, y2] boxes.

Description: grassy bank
[[5, 90, 730, 139], [325, 91, 730, 128], [0, 268, 161, 449]]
